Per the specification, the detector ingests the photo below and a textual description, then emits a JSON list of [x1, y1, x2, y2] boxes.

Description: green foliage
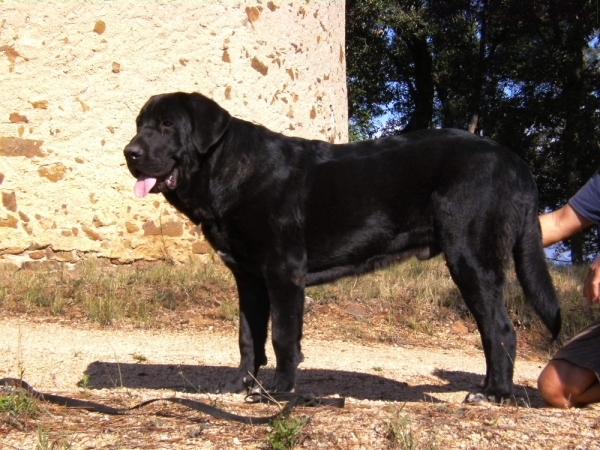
[[78, 374, 92, 390], [0, 387, 41, 428], [132, 353, 147, 363], [347, 0, 600, 260], [267, 416, 309, 450]]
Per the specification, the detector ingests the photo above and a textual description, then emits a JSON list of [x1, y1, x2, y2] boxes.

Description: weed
[[27, 287, 51, 307], [150, 417, 164, 428], [132, 353, 148, 362], [50, 293, 66, 315], [85, 294, 117, 325], [0, 386, 41, 428], [178, 371, 209, 394], [158, 209, 175, 264], [386, 404, 437, 450], [217, 298, 239, 321], [37, 425, 50, 450], [386, 405, 415, 450], [341, 323, 367, 340], [434, 404, 465, 414], [267, 416, 309, 450], [154, 290, 177, 310], [115, 358, 124, 388], [78, 374, 92, 390], [37, 425, 74, 450], [407, 316, 419, 332]]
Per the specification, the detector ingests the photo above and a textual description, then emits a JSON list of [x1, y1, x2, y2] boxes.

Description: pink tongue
[[134, 176, 157, 198]]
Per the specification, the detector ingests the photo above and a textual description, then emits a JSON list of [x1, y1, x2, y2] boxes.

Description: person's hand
[[583, 257, 600, 305]]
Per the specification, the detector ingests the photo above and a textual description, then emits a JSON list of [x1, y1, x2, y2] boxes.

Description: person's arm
[[539, 204, 599, 304], [539, 204, 593, 247]]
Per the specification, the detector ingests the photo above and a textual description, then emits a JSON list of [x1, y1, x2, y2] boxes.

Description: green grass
[[0, 385, 42, 429], [36, 424, 74, 450], [267, 416, 309, 449]]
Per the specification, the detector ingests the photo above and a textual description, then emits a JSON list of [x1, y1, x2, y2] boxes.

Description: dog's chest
[[201, 222, 230, 254], [202, 220, 269, 274]]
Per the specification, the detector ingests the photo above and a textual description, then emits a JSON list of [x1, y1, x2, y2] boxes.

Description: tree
[[346, 0, 600, 262]]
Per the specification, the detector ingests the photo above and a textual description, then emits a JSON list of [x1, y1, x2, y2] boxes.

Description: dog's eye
[[161, 120, 174, 127]]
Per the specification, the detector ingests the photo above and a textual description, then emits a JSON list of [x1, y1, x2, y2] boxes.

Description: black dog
[[124, 92, 560, 402]]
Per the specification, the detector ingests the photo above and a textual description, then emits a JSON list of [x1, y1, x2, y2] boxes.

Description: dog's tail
[[513, 208, 561, 340]]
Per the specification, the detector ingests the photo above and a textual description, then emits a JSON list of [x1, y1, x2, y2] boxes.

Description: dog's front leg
[[264, 257, 306, 393], [219, 271, 270, 393]]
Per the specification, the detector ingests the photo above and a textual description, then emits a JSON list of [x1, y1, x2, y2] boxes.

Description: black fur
[[124, 92, 561, 402]]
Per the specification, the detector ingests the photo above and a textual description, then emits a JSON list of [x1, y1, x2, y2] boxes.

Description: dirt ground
[[1, 315, 599, 449]]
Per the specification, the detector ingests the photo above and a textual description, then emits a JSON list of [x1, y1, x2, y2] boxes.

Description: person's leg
[[538, 359, 600, 408]]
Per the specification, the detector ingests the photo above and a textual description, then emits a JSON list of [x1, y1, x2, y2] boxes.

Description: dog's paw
[[217, 382, 244, 394], [465, 391, 518, 405], [264, 373, 295, 393], [217, 376, 250, 394], [464, 392, 497, 404]]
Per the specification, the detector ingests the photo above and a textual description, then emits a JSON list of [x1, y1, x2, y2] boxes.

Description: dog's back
[[304, 130, 527, 274]]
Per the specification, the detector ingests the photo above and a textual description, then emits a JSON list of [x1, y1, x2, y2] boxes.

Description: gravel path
[[1, 317, 599, 449], [1, 317, 543, 402]]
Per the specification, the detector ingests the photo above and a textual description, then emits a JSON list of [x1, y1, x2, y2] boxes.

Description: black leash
[[0, 378, 344, 425], [245, 390, 345, 408]]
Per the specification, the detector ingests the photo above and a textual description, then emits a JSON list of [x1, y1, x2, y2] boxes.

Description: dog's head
[[124, 92, 231, 198]]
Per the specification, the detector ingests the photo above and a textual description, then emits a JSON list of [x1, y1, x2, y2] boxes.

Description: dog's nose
[[124, 145, 143, 161]]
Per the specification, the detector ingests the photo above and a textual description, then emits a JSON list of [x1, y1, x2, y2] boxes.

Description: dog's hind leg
[[220, 271, 270, 393], [435, 188, 518, 402], [444, 249, 517, 402]]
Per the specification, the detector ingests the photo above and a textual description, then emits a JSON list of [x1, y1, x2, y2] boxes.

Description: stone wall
[[0, 1, 348, 268]]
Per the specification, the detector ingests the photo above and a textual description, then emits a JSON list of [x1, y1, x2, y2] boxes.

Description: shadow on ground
[[82, 362, 545, 407]]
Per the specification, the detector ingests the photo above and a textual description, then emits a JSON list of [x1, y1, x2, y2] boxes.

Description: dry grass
[[0, 255, 597, 348], [0, 256, 237, 328]]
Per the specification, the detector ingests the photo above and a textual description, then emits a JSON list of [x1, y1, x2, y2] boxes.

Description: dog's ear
[[187, 93, 232, 154]]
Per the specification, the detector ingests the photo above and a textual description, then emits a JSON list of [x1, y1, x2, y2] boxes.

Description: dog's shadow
[[82, 362, 545, 407]]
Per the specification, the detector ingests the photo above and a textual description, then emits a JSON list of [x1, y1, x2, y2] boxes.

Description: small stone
[[345, 303, 367, 317], [451, 321, 469, 335]]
